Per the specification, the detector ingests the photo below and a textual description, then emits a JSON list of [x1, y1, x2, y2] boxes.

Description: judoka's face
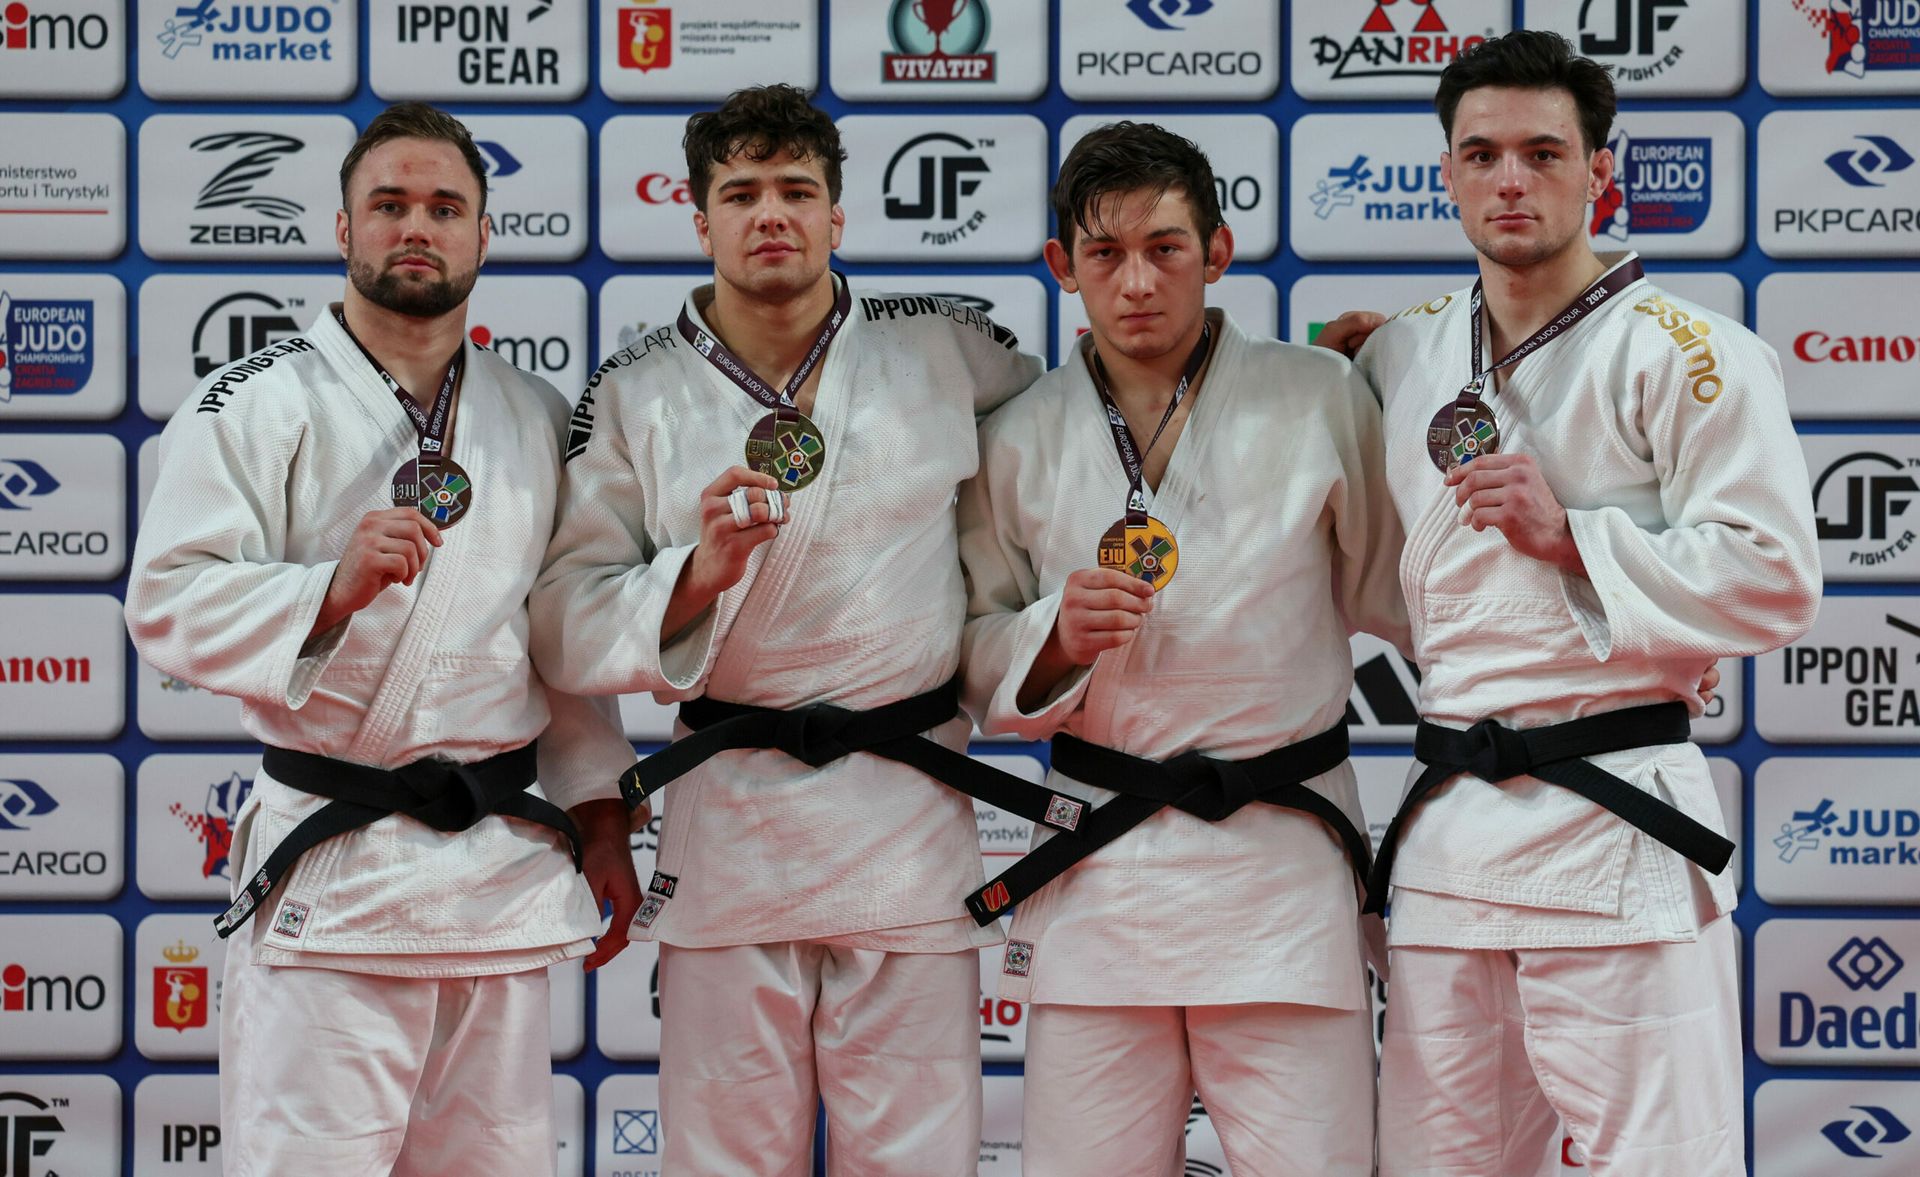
[[1045, 187, 1231, 363], [338, 138, 488, 319], [1441, 86, 1613, 270], [694, 149, 845, 303]]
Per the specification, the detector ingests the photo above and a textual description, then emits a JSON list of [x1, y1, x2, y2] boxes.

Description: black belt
[[1363, 702, 1732, 914], [214, 741, 579, 938], [963, 723, 1363, 926], [617, 677, 1094, 839]]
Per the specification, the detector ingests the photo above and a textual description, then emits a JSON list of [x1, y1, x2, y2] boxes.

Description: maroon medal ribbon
[[1088, 322, 1212, 527], [332, 306, 473, 526]]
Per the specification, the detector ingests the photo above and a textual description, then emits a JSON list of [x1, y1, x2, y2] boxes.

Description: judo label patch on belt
[[1003, 940, 1034, 977], [272, 900, 310, 939], [648, 870, 677, 898], [1045, 794, 1085, 832]]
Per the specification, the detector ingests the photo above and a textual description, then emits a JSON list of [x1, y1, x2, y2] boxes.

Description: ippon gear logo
[[1128, 0, 1212, 30], [882, 0, 995, 83], [1831, 935, 1906, 991], [1827, 134, 1916, 187], [1825, 1105, 1913, 1158], [1310, 0, 1487, 82], [883, 132, 991, 245], [0, 461, 57, 511], [0, 779, 57, 831], [1813, 451, 1919, 567], [0, 1091, 64, 1177]]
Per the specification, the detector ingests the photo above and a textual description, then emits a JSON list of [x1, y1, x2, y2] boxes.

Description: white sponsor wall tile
[[133, 1073, 222, 1175], [0, 1074, 120, 1172], [1754, 1078, 1920, 1175], [1291, 0, 1506, 99], [1758, 757, 1920, 904], [1523, 0, 1745, 97], [0, 594, 124, 740], [369, 0, 586, 101], [138, 0, 356, 100], [607, 0, 818, 100], [554, 1072, 585, 1177], [138, 115, 356, 261], [1761, 0, 1920, 96], [598, 116, 707, 263], [595, 1073, 664, 1177], [0, 113, 126, 259], [0, 434, 125, 580], [463, 115, 589, 262], [135, 754, 259, 901], [1804, 434, 1920, 580], [1759, 108, 1920, 257], [1060, 0, 1278, 100], [133, 913, 226, 1060], [0, 273, 126, 420], [1290, 114, 1474, 262], [1761, 271, 1920, 419], [1761, 597, 1920, 742], [835, 115, 1048, 263], [467, 275, 589, 401], [0, 0, 124, 97], [139, 274, 339, 420], [0, 914, 123, 1059], [1589, 111, 1745, 259], [0, 754, 124, 901], [1757, 918, 1920, 1065]]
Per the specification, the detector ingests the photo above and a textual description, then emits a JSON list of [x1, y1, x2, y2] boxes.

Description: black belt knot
[[1454, 718, 1536, 782], [771, 702, 859, 768], [1169, 754, 1260, 823]]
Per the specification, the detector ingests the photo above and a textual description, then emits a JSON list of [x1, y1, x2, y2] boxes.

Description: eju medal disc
[[392, 458, 475, 527], [1425, 401, 1500, 473], [1097, 515, 1180, 592], [746, 410, 827, 490]]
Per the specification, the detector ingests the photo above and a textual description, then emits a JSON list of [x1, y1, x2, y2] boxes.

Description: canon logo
[[0, 656, 89, 683], [1795, 332, 1920, 364], [635, 173, 692, 205]]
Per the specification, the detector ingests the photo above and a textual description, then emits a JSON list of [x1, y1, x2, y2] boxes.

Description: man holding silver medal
[[532, 85, 1046, 1175], [127, 103, 638, 1175], [1316, 31, 1819, 1175], [955, 122, 1407, 1176]]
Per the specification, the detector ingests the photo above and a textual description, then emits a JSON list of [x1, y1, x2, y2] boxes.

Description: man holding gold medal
[[955, 122, 1408, 1176], [531, 86, 1044, 1175]]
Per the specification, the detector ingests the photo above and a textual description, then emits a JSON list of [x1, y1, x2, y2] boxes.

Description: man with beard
[[532, 85, 1043, 1175], [127, 103, 639, 1175], [1315, 31, 1819, 1174]]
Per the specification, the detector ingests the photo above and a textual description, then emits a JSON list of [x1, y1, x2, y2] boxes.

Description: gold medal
[[1097, 515, 1179, 592]]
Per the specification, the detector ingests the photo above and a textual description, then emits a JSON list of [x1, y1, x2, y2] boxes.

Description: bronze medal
[[392, 457, 475, 527], [1097, 515, 1180, 592], [745, 410, 827, 491], [1426, 397, 1500, 473]]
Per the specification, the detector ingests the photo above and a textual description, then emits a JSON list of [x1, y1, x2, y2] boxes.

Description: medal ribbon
[[1088, 323, 1212, 528], [677, 272, 853, 424], [1453, 256, 1645, 415], [332, 306, 464, 472]]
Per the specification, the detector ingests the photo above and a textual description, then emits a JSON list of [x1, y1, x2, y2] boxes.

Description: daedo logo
[[1309, 154, 1458, 224], [1, 1, 108, 52], [0, 291, 93, 404], [153, 0, 338, 63], [170, 772, 252, 881], [1591, 126, 1713, 239], [1309, 0, 1487, 83], [882, 0, 994, 83], [187, 133, 308, 246], [1775, 797, 1920, 866], [1779, 935, 1916, 1051], [1812, 450, 1919, 567]]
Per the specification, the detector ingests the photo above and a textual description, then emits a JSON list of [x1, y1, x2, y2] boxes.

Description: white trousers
[[1378, 915, 1744, 1177], [657, 941, 981, 1177], [1023, 1002, 1378, 1177], [220, 926, 554, 1176]]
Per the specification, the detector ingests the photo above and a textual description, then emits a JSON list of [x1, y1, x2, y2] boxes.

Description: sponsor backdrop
[[1, 1, 1916, 1173]]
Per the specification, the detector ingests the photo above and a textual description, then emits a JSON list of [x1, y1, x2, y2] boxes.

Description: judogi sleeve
[[535, 684, 633, 809], [1561, 325, 1821, 661], [125, 378, 345, 711], [956, 314, 1044, 417], [958, 409, 1091, 739], [530, 367, 718, 700], [1324, 355, 1413, 657]]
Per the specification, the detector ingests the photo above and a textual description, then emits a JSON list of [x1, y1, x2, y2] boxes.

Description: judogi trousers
[[658, 941, 981, 1177], [1378, 914, 1743, 1177], [220, 924, 555, 1176], [1022, 1001, 1378, 1177]]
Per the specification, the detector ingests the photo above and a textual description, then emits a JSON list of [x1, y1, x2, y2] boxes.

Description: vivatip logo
[[0, 914, 123, 1059], [1061, 0, 1276, 100], [1759, 109, 1920, 257], [139, 0, 357, 100], [595, 1074, 663, 1176], [1524, 0, 1745, 97], [0, 1076, 119, 1177], [830, 0, 1043, 102], [1759, 759, 1920, 904], [0, 755, 123, 901], [1761, 0, 1920, 96], [1759, 919, 1920, 1063], [0, 0, 122, 97], [465, 275, 588, 398], [1803, 436, 1920, 579], [0, 435, 126, 580], [0, 113, 126, 260], [1588, 112, 1744, 258], [0, 595, 125, 740], [460, 115, 587, 262], [836, 115, 1046, 262], [1761, 598, 1920, 742], [1290, 114, 1476, 262], [1059, 114, 1280, 260], [1761, 271, 1920, 420], [138, 274, 336, 420], [370, 0, 586, 101], [138, 115, 354, 260], [1291, 0, 1503, 99], [597, 116, 706, 263], [604, 0, 816, 101]]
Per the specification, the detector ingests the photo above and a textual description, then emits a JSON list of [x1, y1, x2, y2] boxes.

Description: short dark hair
[[1434, 30, 1616, 154], [1051, 121, 1226, 257], [340, 102, 489, 214], [683, 84, 847, 213]]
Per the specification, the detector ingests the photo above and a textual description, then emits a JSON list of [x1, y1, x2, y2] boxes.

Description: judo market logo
[[169, 772, 252, 881], [0, 292, 93, 404], [882, 0, 995, 83], [1308, 1, 1489, 84], [152, 0, 340, 64], [1825, 1104, 1913, 1158], [1827, 134, 1916, 187], [1776, 797, 1920, 867], [1309, 155, 1458, 224], [1591, 127, 1712, 240], [1792, 0, 1920, 80], [0, 1092, 64, 1177], [0, 461, 58, 511]]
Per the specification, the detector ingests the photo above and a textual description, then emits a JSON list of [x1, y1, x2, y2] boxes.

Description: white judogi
[[531, 281, 1042, 1176], [1355, 252, 1820, 1176], [127, 308, 633, 1175], [959, 311, 1406, 1176]]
